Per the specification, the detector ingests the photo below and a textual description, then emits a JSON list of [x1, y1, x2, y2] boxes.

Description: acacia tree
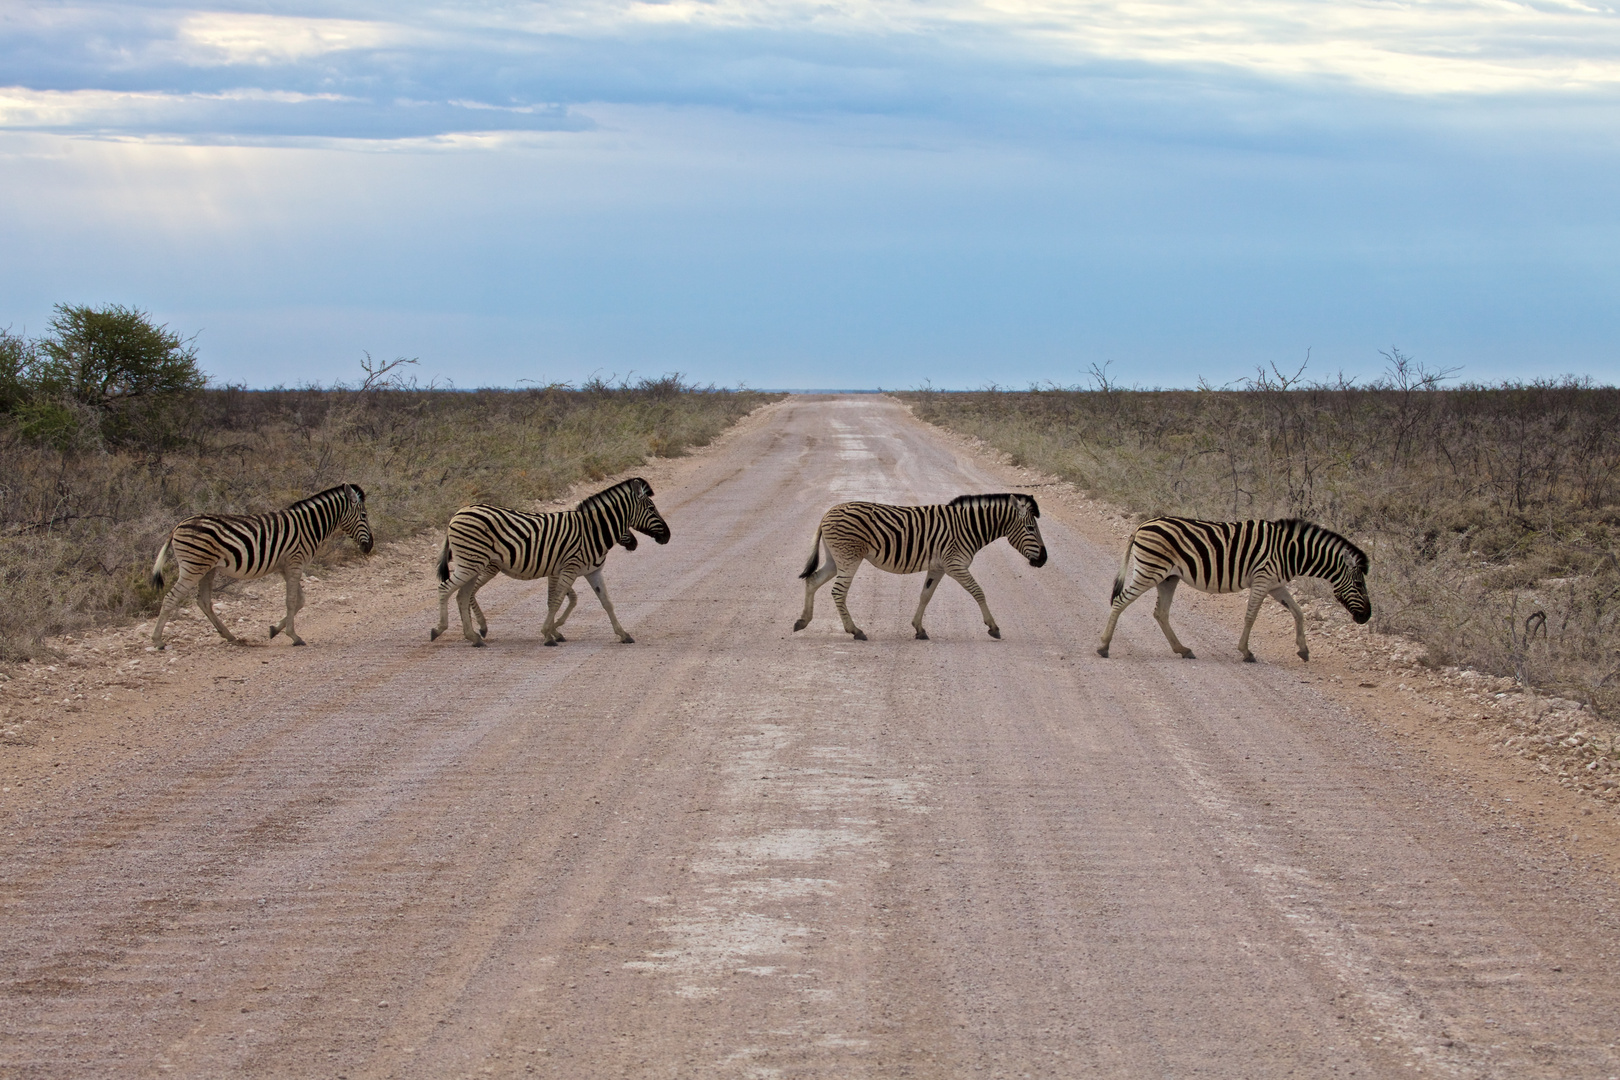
[[28, 304, 206, 447]]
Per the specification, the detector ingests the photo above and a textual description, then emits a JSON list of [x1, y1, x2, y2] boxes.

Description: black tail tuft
[[436, 539, 451, 583], [799, 549, 820, 580]]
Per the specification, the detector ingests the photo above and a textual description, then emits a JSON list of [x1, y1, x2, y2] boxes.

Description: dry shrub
[[901, 380, 1620, 719], [0, 379, 776, 659]]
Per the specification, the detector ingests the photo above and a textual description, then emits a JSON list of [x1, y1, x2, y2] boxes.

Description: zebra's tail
[[436, 537, 452, 583], [149, 538, 172, 590], [1110, 534, 1137, 604], [798, 526, 824, 580]]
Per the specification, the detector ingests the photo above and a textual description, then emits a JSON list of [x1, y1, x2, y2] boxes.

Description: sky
[[2, 1, 1618, 390]]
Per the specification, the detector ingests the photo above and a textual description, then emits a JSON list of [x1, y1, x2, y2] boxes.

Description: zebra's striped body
[[431, 477, 670, 647], [793, 494, 1047, 641], [1096, 517, 1370, 662], [149, 484, 373, 649]]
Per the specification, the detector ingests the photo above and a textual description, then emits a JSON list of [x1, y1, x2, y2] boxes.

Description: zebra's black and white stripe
[[431, 477, 670, 647], [149, 484, 374, 649], [1096, 517, 1370, 662], [793, 493, 1047, 641]]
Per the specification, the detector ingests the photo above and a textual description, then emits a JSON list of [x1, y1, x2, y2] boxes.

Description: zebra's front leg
[[830, 563, 867, 641], [793, 555, 839, 632], [1153, 577, 1195, 659], [541, 572, 579, 646], [1236, 583, 1271, 662], [910, 566, 946, 640], [1269, 585, 1310, 661], [585, 569, 635, 643], [269, 567, 307, 645], [945, 564, 1000, 639], [196, 569, 240, 644], [549, 586, 580, 642]]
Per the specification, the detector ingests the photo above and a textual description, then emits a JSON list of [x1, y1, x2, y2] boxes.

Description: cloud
[[3, 1, 1620, 142]]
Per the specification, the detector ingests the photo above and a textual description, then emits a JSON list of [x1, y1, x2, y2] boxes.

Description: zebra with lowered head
[[1096, 516, 1370, 662], [793, 493, 1047, 641], [432, 476, 670, 647], [149, 484, 374, 649]]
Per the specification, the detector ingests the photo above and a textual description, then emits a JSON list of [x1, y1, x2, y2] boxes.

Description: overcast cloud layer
[[2, 1, 1618, 388]]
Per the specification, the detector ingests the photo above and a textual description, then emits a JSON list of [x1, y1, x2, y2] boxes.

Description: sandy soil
[[3, 394, 1619, 1079]]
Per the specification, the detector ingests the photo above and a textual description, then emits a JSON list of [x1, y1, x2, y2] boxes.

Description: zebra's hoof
[[1096, 646, 1109, 658], [792, 619, 808, 632], [544, 639, 558, 647], [552, 633, 564, 642], [619, 635, 635, 644], [429, 628, 441, 641], [1298, 650, 1310, 661], [472, 637, 486, 648], [268, 625, 279, 639], [915, 629, 928, 640], [852, 630, 868, 641], [1181, 651, 1196, 660], [1242, 654, 1256, 663], [987, 627, 1001, 639]]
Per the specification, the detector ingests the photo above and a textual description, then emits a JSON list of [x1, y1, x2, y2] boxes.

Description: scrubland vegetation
[[0, 307, 775, 658], [901, 359, 1620, 719]]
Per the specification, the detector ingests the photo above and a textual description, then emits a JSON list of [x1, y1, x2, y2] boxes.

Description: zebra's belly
[[863, 554, 938, 576]]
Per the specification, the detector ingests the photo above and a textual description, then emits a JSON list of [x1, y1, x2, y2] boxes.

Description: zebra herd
[[148, 479, 1372, 661]]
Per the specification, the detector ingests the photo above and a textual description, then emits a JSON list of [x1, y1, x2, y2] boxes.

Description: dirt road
[[4, 395, 1619, 1079]]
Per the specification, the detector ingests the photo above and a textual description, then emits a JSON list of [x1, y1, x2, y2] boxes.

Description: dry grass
[[901, 382, 1620, 723], [0, 379, 777, 659]]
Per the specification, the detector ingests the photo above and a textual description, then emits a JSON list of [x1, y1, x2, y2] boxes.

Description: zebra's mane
[[948, 492, 1040, 518], [288, 484, 362, 510], [1278, 518, 1368, 574], [577, 477, 651, 513]]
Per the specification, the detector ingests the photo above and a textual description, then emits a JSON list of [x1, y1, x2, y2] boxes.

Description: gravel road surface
[[3, 395, 1619, 1079]]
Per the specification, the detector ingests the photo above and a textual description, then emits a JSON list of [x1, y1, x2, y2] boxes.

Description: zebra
[[1096, 517, 1370, 662], [431, 477, 670, 647], [793, 493, 1047, 641], [148, 484, 374, 649]]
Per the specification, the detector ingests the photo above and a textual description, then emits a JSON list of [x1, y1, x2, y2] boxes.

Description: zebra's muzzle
[[1029, 549, 1048, 568]]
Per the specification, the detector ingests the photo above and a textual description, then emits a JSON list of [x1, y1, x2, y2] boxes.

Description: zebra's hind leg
[[151, 572, 200, 649], [911, 567, 946, 640], [945, 563, 1000, 639], [585, 569, 635, 643], [1097, 575, 1153, 657], [466, 566, 499, 641], [195, 569, 240, 644], [1268, 585, 1310, 661], [1153, 578, 1195, 659], [269, 567, 307, 645], [794, 553, 839, 632], [830, 562, 867, 640]]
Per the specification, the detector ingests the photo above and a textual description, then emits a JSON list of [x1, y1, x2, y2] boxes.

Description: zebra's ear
[[1020, 494, 1040, 518], [638, 478, 655, 497], [349, 484, 366, 502]]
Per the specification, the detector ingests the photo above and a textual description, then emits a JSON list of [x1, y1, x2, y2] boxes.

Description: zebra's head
[[1300, 521, 1369, 624], [341, 484, 374, 554], [954, 492, 1046, 567], [620, 477, 671, 546], [1011, 493, 1047, 568]]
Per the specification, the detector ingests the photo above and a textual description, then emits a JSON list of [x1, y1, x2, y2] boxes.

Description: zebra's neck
[[1281, 522, 1342, 579]]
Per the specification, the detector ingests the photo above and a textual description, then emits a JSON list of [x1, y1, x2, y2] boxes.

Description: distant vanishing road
[[3, 395, 1618, 1078]]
